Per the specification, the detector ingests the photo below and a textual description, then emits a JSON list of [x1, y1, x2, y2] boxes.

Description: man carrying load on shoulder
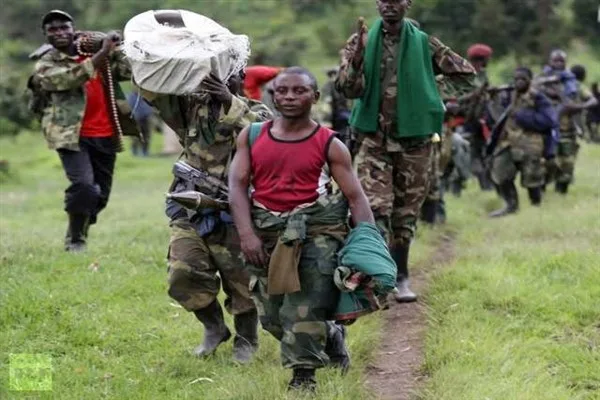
[[32, 10, 136, 252], [134, 10, 272, 364]]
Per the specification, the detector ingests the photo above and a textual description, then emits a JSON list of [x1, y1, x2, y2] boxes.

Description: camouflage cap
[[41, 10, 74, 28]]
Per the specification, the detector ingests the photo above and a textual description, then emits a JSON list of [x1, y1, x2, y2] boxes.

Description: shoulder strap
[[248, 122, 264, 148]]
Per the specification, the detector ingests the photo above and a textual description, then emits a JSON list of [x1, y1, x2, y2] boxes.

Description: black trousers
[[57, 138, 116, 224]]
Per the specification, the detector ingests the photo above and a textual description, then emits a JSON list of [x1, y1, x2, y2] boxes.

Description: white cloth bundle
[[123, 10, 250, 95]]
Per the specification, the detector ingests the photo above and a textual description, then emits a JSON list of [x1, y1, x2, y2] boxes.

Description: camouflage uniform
[[33, 47, 136, 151], [153, 94, 272, 315], [32, 46, 135, 250], [337, 30, 475, 248], [459, 70, 492, 190], [554, 85, 593, 185], [491, 89, 547, 189], [246, 195, 348, 369]]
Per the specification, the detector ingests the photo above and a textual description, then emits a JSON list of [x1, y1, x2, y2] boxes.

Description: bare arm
[[328, 138, 374, 224], [228, 127, 268, 266]]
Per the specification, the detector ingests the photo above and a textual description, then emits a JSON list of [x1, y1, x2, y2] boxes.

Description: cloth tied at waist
[[251, 194, 349, 295]]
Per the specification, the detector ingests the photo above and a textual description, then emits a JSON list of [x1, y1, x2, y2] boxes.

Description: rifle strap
[[248, 122, 264, 148]]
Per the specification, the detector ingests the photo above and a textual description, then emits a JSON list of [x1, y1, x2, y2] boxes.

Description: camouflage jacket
[[153, 94, 272, 183], [33, 47, 133, 151], [337, 27, 475, 149], [459, 69, 490, 122]]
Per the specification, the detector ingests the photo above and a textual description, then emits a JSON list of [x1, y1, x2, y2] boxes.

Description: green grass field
[[1, 133, 598, 399]]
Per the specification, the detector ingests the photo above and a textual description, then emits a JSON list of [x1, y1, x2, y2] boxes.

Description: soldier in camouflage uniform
[[32, 10, 136, 252], [229, 67, 372, 391], [136, 11, 274, 363], [536, 50, 597, 194], [458, 44, 494, 192], [488, 67, 557, 217], [337, 0, 475, 302], [570, 65, 600, 144], [144, 69, 272, 363]]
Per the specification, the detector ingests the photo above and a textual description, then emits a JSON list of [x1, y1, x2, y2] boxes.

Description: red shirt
[[251, 121, 335, 212], [76, 56, 113, 138], [243, 66, 281, 100]]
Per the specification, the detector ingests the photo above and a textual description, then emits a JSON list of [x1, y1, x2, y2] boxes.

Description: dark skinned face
[[273, 73, 319, 119], [376, 0, 410, 24], [44, 19, 75, 50], [514, 71, 531, 93], [549, 54, 566, 71]]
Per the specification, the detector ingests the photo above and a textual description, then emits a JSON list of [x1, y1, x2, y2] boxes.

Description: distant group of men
[[433, 44, 598, 219], [30, 0, 598, 394]]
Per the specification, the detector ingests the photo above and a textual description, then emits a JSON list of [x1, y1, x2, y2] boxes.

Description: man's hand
[[201, 74, 233, 108], [202, 74, 232, 102], [445, 101, 460, 116], [101, 31, 120, 52], [239, 232, 269, 267], [351, 17, 368, 69]]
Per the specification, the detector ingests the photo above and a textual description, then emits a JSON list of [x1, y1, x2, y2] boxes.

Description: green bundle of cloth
[[334, 222, 397, 323]]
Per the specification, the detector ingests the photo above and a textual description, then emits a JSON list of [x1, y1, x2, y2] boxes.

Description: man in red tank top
[[229, 67, 375, 391]]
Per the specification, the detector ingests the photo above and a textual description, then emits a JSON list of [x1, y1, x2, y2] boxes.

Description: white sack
[[123, 10, 250, 95]]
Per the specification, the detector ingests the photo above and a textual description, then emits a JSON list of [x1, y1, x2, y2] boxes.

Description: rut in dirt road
[[365, 231, 457, 400]]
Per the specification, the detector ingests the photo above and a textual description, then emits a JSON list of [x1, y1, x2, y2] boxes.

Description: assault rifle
[[171, 160, 229, 200]]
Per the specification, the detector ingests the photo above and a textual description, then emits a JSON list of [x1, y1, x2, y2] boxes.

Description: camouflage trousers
[[491, 133, 545, 188], [426, 144, 441, 202], [354, 132, 432, 247], [555, 134, 580, 184], [247, 234, 341, 369], [167, 219, 255, 315]]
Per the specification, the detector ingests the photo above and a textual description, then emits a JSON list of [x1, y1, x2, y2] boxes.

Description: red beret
[[467, 44, 493, 59]]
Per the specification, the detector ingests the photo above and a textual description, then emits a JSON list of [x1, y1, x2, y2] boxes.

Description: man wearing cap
[[336, 0, 475, 302], [32, 10, 135, 252]]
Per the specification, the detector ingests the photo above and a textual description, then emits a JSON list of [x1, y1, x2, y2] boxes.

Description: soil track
[[365, 231, 457, 400]]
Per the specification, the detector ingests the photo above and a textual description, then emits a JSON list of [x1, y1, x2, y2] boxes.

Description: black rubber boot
[[450, 179, 463, 197], [436, 196, 447, 224], [391, 245, 417, 303], [325, 322, 350, 374], [288, 368, 317, 392], [232, 309, 259, 364], [192, 300, 232, 357], [65, 213, 89, 252], [420, 199, 437, 225], [477, 172, 492, 191], [489, 181, 519, 218], [555, 181, 569, 195], [528, 187, 542, 206]]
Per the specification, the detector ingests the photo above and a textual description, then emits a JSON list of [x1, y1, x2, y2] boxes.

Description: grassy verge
[[420, 144, 600, 400]]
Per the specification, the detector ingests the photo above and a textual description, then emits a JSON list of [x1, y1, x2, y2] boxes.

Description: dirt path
[[365, 231, 457, 400]]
